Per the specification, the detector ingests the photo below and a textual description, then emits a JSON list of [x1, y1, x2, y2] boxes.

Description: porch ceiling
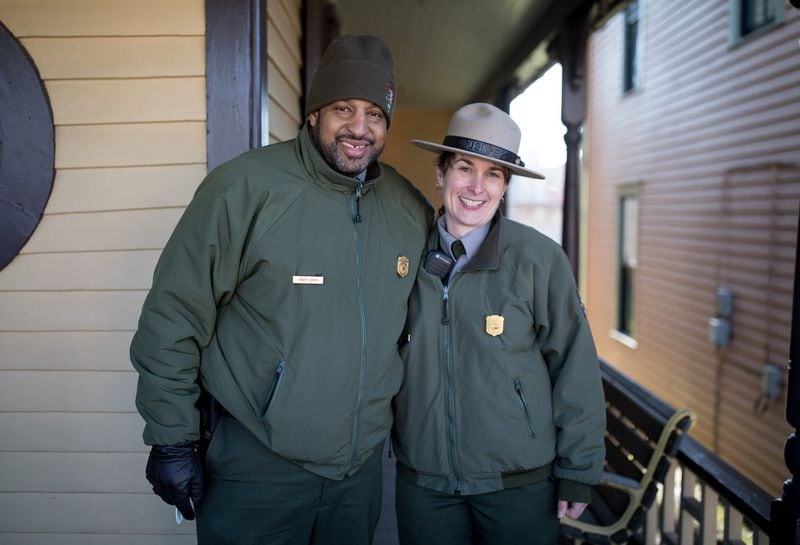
[[334, 0, 589, 109]]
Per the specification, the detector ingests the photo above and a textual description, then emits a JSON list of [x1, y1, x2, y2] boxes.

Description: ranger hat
[[412, 102, 544, 179], [306, 34, 397, 126]]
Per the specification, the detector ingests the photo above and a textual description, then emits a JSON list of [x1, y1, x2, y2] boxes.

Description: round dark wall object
[[0, 20, 55, 270]]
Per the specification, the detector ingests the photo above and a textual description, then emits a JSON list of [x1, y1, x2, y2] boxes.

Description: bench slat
[[605, 406, 656, 470]]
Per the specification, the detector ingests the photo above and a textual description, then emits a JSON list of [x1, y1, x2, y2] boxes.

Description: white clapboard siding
[[269, 102, 303, 146], [0, 371, 138, 412], [46, 165, 205, 214], [0, 0, 203, 36], [268, 59, 302, 124], [0, 291, 146, 331], [22, 37, 204, 79], [0, 535, 196, 545], [48, 78, 206, 126], [267, 0, 302, 142], [0, 331, 135, 371], [21, 209, 184, 254], [269, 0, 302, 66], [0, 452, 149, 493], [0, 493, 195, 534], [0, 0, 309, 541], [0, 413, 145, 452], [55, 123, 206, 169], [0, 251, 161, 291]]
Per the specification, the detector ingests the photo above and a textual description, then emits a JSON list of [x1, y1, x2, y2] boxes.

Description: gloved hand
[[146, 442, 205, 520]]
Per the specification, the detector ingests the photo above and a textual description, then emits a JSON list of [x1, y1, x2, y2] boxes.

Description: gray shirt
[[437, 216, 491, 282]]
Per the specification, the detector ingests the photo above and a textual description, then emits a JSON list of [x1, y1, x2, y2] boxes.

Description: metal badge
[[397, 255, 410, 278], [486, 315, 504, 336]]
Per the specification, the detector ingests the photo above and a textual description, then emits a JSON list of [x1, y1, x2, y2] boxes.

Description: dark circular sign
[[0, 20, 55, 270]]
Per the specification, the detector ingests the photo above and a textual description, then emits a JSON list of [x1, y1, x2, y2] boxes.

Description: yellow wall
[[382, 106, 454, 211], [0, 0, 205, 541], [0, 0, 297, 541], [267, 0, 303, 142]]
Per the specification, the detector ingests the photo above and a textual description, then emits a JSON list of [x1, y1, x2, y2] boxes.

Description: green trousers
[[196, 414, 383, 545], [395, 471, 559, 545]]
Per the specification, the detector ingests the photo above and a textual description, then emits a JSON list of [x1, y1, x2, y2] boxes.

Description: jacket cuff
[[558, 479, 593, 503]]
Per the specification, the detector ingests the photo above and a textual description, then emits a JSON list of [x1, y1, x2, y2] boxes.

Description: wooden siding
[[267, 0, 303, 143], [0, 0, 205, 542], [584, 0, 800, 495]]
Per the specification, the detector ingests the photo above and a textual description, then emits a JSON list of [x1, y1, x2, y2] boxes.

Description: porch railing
[[564, 361, 773, 545]]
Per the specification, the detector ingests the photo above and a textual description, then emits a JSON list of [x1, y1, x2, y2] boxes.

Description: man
[[131, 34, 432, 545]]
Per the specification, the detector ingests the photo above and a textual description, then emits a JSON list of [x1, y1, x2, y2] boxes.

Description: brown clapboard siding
[[585, 0, 800, 496]]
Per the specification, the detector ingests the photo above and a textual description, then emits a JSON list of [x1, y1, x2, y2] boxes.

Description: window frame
[[612, 183, 642, 348], [622, 0, 640, 94], [728, 0, 784, 45]]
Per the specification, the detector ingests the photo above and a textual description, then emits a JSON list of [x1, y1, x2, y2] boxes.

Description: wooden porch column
[[205, 0, 269, 172], [770, 208, 800, 544], [554, 14, 589, 278]]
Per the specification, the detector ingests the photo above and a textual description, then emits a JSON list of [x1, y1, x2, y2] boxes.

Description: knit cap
[[306, 34, 397, 126]]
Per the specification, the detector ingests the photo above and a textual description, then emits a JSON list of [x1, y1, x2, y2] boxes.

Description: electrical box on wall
[[708, 317, 731, 348], [708, 286, 734, 348], [715, 287, 734, 318]]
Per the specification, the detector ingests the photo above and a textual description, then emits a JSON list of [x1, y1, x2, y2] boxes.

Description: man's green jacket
[[131, 125, 432, 480]]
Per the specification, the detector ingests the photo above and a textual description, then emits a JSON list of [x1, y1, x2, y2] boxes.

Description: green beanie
[[306, 34, 397, 126]]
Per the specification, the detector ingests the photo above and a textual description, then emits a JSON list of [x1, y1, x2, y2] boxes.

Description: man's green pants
[[196, 414, 383, 545]]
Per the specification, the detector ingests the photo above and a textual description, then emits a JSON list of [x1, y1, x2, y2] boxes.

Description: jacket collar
[[428, 211, 503, 272], [295, 122, 383, 194]]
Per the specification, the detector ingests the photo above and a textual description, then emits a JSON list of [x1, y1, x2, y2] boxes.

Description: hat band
[[442, 136, 525, 167]]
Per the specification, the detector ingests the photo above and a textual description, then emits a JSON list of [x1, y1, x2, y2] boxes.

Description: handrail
[[598, 359, 773, 539], [677, 436, 771, 532]]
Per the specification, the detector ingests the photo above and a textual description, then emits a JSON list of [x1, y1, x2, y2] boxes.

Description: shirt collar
[[437, 216, 492, 262]]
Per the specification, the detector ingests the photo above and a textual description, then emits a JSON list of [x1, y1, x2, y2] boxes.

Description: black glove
[[146, 442, 205, 520]]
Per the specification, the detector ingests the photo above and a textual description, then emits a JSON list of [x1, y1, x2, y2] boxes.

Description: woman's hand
[[557, 500, 588, 520]]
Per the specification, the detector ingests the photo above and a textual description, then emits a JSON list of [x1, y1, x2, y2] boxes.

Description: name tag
[[293, 275, 324, 285]]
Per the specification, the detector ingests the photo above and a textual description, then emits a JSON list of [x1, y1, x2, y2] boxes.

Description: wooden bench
[[560, 363, 694, 545]]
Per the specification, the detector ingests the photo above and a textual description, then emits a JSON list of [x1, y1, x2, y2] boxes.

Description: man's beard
[[311, 123, 384, 176]]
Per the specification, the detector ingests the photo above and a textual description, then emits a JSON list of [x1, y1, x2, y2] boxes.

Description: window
[[730, 0, 783, 42], [622, 0, 639, 93], [616, 190, 639, 339]]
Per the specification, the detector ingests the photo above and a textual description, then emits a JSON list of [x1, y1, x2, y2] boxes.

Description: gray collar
[[437, 217, 491, 280]]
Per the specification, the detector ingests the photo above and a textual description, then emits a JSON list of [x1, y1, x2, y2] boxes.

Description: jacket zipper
[[261, 360, 286, 420], [514, 377, 536, 437], [352, 181, 363, 223], [348, 183, 368, 470], [442, 284, 462, 493], [441, 285, 450, 325]]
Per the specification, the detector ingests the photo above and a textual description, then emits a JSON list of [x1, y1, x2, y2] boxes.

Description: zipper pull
[[353, 182, 363, 223], [441, 286, 449, 325]]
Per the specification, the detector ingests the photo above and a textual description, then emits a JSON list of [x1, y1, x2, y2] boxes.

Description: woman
[[392, 103, 606, 545]]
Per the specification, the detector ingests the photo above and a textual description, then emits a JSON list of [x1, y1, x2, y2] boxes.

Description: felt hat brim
[[412, 138, 545, 179]]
